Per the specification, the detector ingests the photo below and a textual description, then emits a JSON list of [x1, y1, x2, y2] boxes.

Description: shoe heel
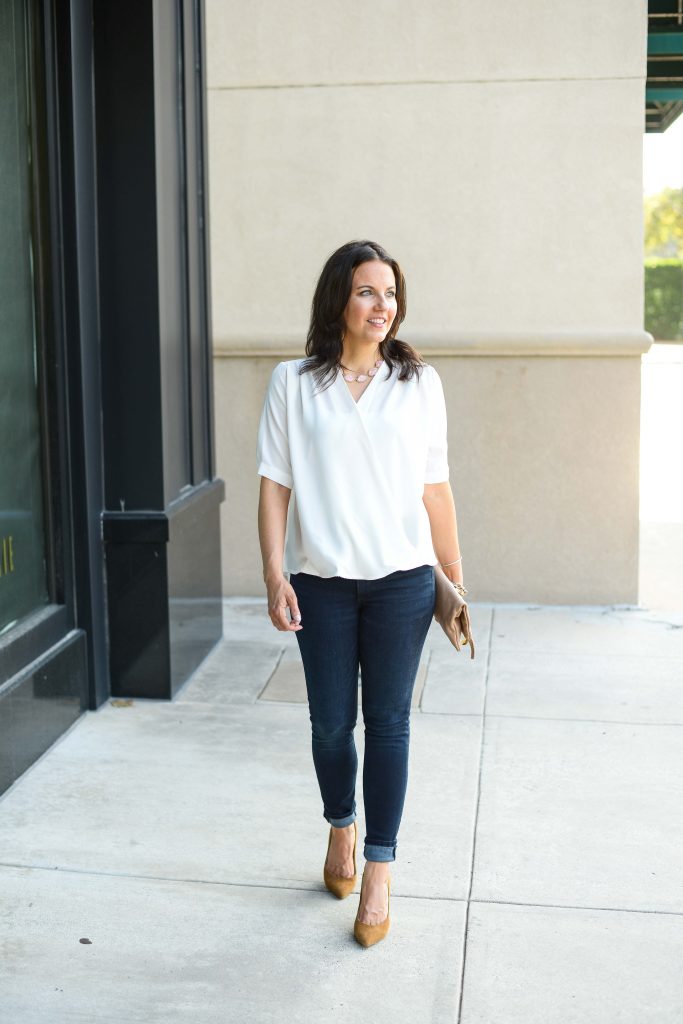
[[323, 821, 357, 899], [354, 873, 391, 948]]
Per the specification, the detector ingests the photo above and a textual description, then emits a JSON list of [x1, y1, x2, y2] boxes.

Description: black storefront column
[[0, 0, 222, 797], [95, 0, 224, 699]]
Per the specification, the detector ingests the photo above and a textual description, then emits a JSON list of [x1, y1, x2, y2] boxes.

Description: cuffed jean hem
[[326, 812, 356, 828], [364, 843, 397, 863]]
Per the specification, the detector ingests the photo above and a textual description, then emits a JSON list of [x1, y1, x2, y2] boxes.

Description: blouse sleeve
[[424, 365, 450, 484], [256, 361, 294, 489]]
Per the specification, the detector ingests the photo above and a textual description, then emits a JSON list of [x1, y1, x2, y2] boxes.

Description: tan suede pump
[[323, 821, 357, 899], [353, 872, 391, 948]]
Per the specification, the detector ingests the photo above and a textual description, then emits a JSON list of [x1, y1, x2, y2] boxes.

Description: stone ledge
[[213, 329, 653, 358]]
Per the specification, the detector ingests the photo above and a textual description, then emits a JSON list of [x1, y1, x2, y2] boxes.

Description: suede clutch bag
[[433, 565, 475, 659]]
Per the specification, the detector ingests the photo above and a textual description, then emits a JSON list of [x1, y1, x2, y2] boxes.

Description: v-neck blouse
[[256, 357, 449, 580]]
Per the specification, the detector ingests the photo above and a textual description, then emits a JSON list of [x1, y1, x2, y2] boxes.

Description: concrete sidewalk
[[1, 599, 682, 1023]]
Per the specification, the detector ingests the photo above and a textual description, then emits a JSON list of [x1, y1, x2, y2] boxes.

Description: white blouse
[[256, 357, 450, 580]]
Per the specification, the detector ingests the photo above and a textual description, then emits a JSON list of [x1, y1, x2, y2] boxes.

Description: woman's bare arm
[[258, 476, 303, 631], [422, 481, 464, 585]]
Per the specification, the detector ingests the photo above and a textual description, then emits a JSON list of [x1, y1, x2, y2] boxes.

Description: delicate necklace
[[340, 358, 383, 383]]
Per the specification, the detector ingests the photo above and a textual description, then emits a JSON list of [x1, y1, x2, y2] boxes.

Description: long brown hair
[[300, 240, 425, 391]]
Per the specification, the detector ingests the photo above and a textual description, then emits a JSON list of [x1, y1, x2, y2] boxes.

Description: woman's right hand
[[265, 573, 303, 631]]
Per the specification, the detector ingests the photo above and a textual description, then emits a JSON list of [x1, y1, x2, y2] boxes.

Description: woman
[[256, 239, 465, 948]]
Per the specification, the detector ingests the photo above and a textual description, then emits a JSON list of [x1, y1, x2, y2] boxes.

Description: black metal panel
[[0, 629, 87, 796], [155, 0, 192, 505], [93, 0, 216, 508], [103, 479, 224, 699], [0, 604, 68, 685], [95, 0, 224, 700], [105, 532, 171, 699], [167, 478, 224, 694], [102, 512, 169, 545], [94, 0, 164, 511], [50, 0, 110, 708], [182, 0, 213, 484], [27, 0, 64, 611]]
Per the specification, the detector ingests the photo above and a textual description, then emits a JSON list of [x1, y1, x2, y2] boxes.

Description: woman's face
[[342, 260, 397, 347]]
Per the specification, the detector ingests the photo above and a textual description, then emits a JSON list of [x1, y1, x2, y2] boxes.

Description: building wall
[[205, 0, 651, 602]]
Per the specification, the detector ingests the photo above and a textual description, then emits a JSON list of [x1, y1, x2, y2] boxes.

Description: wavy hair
[[299, 240, 425, 391]]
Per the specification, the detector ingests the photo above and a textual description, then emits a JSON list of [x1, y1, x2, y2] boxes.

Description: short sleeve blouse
[[256, 358, 449, 580]]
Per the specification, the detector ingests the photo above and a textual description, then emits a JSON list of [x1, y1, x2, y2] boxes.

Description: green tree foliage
[[644, 187, 683, 258], [644, 260, 683, 339]]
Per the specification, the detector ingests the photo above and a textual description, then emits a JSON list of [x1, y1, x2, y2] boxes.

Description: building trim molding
[[213, 329, 653, 358]]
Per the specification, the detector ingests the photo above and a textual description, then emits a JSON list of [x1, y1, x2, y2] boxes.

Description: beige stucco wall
[[205, 0, 651, 602]]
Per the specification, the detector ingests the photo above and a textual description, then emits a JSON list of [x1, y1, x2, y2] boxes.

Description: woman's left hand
[[265, 572, 303, 632]]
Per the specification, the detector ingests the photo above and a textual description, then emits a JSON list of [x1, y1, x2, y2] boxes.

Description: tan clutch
[[433, 565, 475, 659]]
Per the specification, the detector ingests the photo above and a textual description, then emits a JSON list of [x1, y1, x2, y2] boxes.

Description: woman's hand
[[265, 573, 303, 631], [441, 561, 464, 589]]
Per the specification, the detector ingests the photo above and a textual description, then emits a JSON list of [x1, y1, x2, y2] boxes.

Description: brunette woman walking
[[256, 240, 465, 947]]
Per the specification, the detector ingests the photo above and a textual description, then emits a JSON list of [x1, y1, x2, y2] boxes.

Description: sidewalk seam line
[[468, 897, 683, 918], [456, 607, 494, 1023], [420, 711, 683, 727], [1, 861, 680, 917], [255, 646, 287, 701]]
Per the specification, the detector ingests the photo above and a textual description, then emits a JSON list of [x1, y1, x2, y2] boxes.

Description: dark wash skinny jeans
[[289, 564, 435, 863]]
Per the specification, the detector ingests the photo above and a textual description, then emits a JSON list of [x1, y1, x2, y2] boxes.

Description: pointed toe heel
[[354, 873, 391, 948], [323, 821, 357, 899]]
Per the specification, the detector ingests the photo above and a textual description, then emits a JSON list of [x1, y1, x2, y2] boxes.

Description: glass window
[[0, 0, 49, 635]]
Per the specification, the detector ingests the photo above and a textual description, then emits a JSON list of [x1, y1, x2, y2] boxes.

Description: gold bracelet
[[440, 556, 462, 567]]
